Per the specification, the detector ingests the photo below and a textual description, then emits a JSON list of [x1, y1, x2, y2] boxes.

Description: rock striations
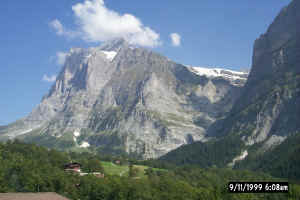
[[161, 0, 300, 168], [0, 39, 247, 159], [212, 0, 300, 145], [161, 0, 300, 167]]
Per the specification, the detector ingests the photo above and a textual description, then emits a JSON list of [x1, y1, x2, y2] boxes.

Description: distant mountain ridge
[[0, 39, 247, 158]]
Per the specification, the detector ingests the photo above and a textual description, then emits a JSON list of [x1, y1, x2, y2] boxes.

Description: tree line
[[0, 140, 299, 199]]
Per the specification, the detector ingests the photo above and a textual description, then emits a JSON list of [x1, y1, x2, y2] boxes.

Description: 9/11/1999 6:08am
[[228, 182, 289, 193]]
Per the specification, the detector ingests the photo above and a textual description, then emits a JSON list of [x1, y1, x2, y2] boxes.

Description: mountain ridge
[[0, 39, 247, 158]]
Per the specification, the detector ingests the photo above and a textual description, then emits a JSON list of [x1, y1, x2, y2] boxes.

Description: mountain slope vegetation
[[1, 141, 299, 200]]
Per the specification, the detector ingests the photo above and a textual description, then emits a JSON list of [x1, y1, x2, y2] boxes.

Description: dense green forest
[[160, 131, 300, 184], [235, 133, 300, 182], [0, 141, 300, 199], [160, 135, 245, 168]]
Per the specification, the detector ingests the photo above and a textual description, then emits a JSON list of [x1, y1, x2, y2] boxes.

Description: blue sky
[[0, 0, 292, 125]]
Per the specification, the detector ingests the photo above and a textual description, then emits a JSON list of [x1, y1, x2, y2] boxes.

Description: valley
[[1, 0, 300, 199]]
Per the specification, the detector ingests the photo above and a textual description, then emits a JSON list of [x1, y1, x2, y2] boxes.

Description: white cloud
[[56, 51, 68, 66], [49, 19, 78, 38], [42, 74, 57, 83], [50, 0, 161, 47], [49, 19, 64, 35], [170, 33, 181, 47]]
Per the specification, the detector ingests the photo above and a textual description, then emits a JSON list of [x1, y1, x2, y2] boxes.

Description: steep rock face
[[162, 0, 300, 167], [0, 39, 246, 159], [210, 0, 300, 149]]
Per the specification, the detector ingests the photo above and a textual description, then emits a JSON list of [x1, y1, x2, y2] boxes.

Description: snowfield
[[101, 51, 117, 61], [187, 66, 248, 81]]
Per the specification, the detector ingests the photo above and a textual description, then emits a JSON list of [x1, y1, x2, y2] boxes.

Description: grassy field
[[132, 165, 148, 178], [101, 161, 166, 178], [101, 161, 129, 176]]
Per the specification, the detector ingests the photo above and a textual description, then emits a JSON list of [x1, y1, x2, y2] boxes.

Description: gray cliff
[[209, 0, 300, 149], [0, 39, 247, 159]]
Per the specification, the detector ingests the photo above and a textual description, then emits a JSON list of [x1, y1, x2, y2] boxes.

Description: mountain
[[213, 0, 300, 142], [161, 0, 300, 178], [0, 39, 247, 159]]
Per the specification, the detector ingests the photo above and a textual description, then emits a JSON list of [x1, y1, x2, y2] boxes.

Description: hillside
[[234, 132, 300, 181], [1, 141, 298, 200]]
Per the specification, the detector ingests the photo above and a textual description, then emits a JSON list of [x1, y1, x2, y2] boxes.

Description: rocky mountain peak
[[99, 38, 130, 52], [0, 38, 246, 158], [250, 0, 300, 85]]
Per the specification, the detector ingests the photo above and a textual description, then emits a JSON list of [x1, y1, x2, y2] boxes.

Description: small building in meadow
[[64, 162, 82, 173], [64, 162, 104, 178]]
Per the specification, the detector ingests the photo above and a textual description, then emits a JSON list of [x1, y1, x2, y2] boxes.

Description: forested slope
[[1, 141, 300, 199]]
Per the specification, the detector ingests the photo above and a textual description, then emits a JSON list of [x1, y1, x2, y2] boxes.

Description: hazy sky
[[0, 0, 292, 124]]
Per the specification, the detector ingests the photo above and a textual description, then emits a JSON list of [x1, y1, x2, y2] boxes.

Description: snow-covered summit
[[187, 66, 248, 86], [188, 66, 248, 80]]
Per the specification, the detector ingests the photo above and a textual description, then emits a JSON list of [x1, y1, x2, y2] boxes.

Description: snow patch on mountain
[[228, 150, 248, 167], [73, 130, 80, 137], [73, 130, 81, 143], [187, 66, 248, 82], [101, 51, 117, 61], [80, 141, 90, 148]]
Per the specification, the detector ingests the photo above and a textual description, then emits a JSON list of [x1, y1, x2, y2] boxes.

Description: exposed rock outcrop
[[209, 0, 300, 148], [0, 39, 246, 158], [161, 0, 300, 168]]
